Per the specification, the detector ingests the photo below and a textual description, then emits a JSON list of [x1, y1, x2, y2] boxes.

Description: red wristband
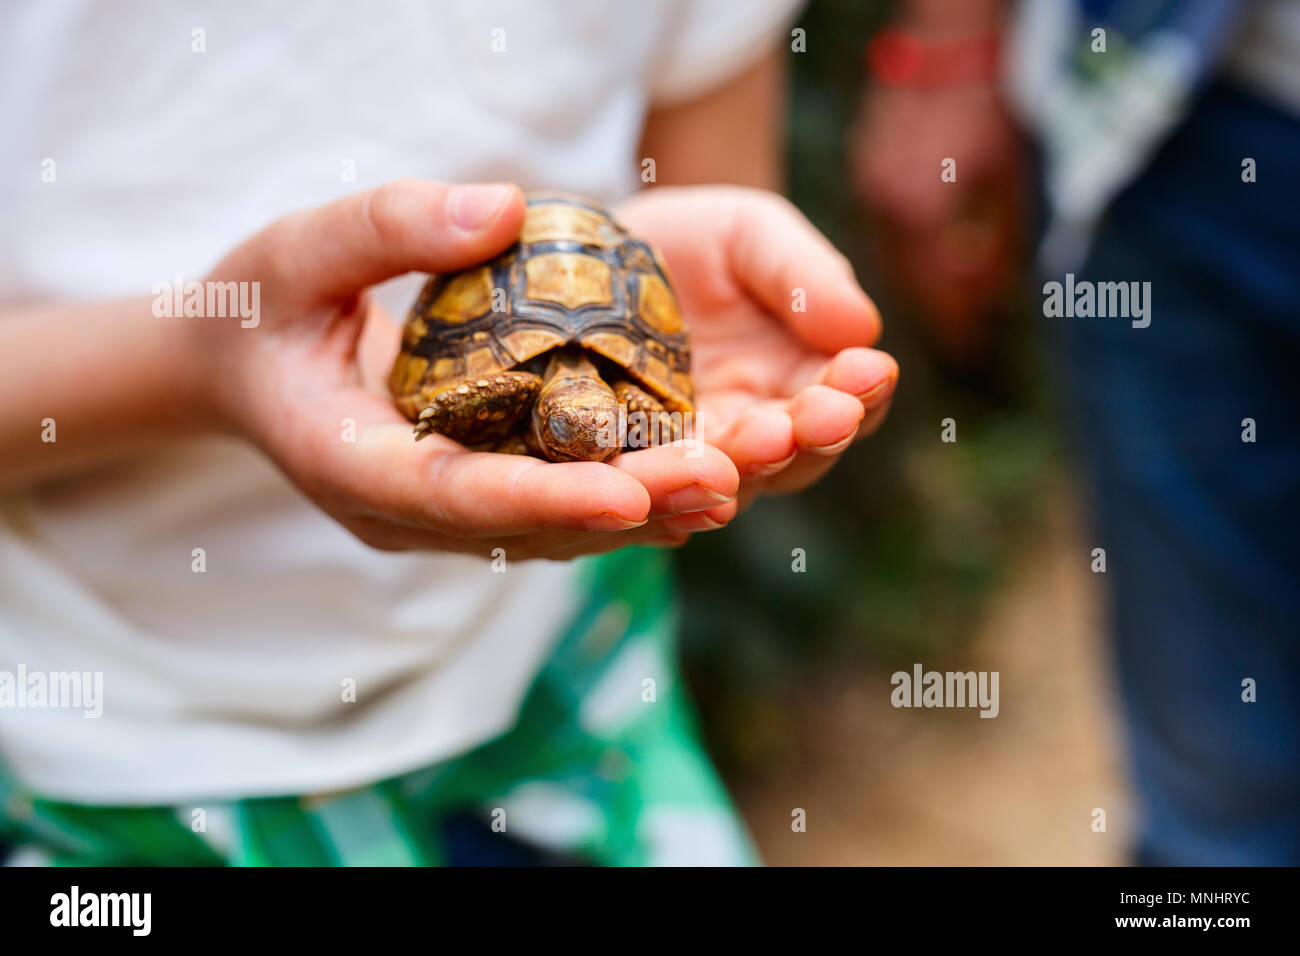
[[866, 29, 1002, 88]]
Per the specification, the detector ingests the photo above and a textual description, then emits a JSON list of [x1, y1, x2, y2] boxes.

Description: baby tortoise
[[388, 192, 693, 462]]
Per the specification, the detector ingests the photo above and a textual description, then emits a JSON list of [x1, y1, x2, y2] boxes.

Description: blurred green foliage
[[675, 0, 1059, 778]]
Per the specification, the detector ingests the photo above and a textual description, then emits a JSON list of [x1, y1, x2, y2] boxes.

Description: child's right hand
[[184, 181, 740, 560]]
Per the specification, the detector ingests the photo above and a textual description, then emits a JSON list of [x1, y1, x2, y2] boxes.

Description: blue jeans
[[1054, 81, 1300, 865]]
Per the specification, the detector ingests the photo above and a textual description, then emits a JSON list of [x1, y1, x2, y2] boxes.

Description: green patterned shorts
[[0, 548, 756, 866]]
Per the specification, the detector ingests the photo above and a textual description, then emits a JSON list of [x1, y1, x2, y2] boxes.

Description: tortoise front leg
[[411, 370, 542, 445], [612, 380, 682, 449]]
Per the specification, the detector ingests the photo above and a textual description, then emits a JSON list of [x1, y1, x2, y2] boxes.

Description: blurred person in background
[[856, 0, 1299, 864], [0, 1, 899, 867]]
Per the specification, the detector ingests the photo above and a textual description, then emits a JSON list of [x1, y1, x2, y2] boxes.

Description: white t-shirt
[[0, 0, 797, 804]]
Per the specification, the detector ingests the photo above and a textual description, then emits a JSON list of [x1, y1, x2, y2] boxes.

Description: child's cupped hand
[[188, 181, 736, 560], [615, 186, 897, 511], [185, 181, 894, 561]]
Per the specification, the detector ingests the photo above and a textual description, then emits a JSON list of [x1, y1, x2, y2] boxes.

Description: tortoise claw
[[405, 370, 542, 448]]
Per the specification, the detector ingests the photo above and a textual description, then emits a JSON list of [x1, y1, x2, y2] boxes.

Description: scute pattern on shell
[[389, 193, 692, 425]]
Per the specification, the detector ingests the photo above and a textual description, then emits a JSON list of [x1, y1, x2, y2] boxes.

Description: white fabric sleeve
[[647, 0, 806, 106]]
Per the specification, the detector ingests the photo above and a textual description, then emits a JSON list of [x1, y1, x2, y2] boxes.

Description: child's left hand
[[616, 186, 898, 515]]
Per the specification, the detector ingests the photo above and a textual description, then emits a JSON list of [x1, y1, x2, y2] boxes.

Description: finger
[[403, 459, 742, 559], [549, 496, 739, 548], [810, 347, 899, 401], [802, 346, 900, 444], [719, 369, 894, 498], [706, 403, 796, 479], [618, 186, 881, 352], [611, 441, 739, 519], [738, 386, 860, 496], [359, 464, 737, 556], [526, 507, 732, 557], [537, 529, 692, 561], [814, 348, 898, 443], [357, 298, 403, 391], [788, 384, 865, 456], [259, 180, 526, 307], [533, 507, 727, 558], [366, 517, 697, 561], [394, 441, 740, 550], [760, 373, 897, 496], [487, 509, 719, 559], [655, 497, 738, 534], [369, 436, 651, 536], [281, 390, 653, 537], [727, 193, 883, 351], [853, 394, 895, 442]]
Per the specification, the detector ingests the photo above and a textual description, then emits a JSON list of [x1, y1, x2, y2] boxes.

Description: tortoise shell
[[389, 193, 693, 447]]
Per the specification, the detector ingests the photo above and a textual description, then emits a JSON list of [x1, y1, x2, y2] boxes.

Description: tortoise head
[[532, 349, 620, 462]]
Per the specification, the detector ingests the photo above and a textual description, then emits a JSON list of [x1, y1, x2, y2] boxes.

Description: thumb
[[254, 180, 525, 308]]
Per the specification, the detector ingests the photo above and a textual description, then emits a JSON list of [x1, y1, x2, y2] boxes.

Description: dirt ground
[[735, 488, 1135, 865]]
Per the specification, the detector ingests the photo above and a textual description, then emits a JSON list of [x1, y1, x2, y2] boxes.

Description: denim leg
[[1051, 82, 1300, 865]]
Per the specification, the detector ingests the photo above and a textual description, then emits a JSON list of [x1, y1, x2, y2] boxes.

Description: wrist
[[866, 27, 1003, 88], [160, 300, 249, 439]]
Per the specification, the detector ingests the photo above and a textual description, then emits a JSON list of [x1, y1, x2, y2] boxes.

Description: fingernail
[[662, 512, 727, 533], [750, 452, 797, 478], [856, 376, 895, 408], [586, 513, 647, 531], [807, 434, 855, 456], [449, 184, 513, 231], [665, 483, 734, 515]]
